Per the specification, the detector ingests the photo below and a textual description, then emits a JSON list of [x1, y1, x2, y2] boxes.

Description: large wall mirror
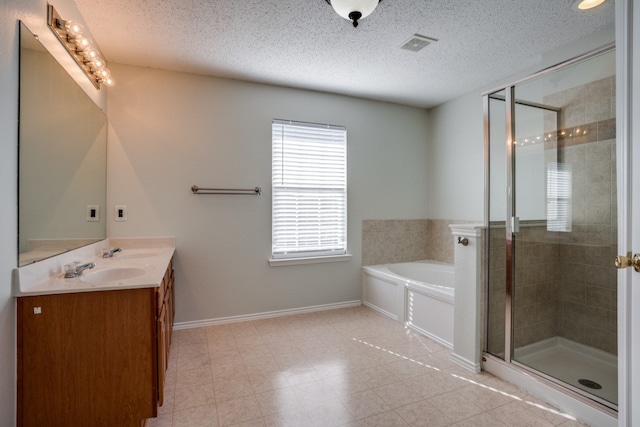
[[18, 22, 107, 266]]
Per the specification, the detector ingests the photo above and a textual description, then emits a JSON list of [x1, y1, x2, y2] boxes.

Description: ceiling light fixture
[[325, 0, 382, 28], [572, 0, 607, 10], [47, 4, 114, 89]]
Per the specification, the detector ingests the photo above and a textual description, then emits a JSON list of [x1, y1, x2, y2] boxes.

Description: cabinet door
[[17, 289, 157, 427], [169, 269, 175, 345], [164, 294, 172, 362], [157, 303, 168, 407]]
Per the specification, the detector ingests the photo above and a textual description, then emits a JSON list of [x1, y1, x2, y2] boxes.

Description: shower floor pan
[[514, 337, 617, 405]]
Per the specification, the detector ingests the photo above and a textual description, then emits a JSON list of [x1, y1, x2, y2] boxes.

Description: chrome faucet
[[64, 262, 96, 278], [102, 247, 123, 258]]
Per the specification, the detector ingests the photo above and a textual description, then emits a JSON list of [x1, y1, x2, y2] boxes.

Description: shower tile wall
[[487, 224, 563, 353], [550, 75, 617, 354], [488, 76, 617, 356], [513, 225, 563, 349]]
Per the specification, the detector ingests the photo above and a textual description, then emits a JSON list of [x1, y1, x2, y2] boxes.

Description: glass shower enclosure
[[484, 47, 617, 409]]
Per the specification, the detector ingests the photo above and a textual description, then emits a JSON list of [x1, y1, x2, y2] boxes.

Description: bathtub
[[362, 261, 455, 349]]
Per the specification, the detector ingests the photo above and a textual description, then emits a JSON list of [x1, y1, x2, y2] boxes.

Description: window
[[546, 162, 572, 232], [271, 119, 347, 262]]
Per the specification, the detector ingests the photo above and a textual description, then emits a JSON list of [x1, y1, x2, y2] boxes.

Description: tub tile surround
[[149, 306, 588, 427], [361, 220, 429, 266], [361, 219, 475, 266], [427, 219, 476, 263]]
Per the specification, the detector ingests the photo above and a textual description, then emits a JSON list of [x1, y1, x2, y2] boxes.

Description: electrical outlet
[[115, 205, 127, 221], [87, 205, 99, 221]]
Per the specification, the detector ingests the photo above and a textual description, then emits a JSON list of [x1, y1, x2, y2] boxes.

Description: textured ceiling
[[73, 0, 614, 108]]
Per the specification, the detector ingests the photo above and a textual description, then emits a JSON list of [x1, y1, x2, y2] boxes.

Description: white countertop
[[13, 237, 175, 297]]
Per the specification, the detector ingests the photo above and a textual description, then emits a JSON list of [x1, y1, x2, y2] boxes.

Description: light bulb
[[83, 48, 98, 62], [65, 20, 84, 37], [74, 35, 92, 52], [98, 68, 115, 87], [96, 67, 111, 79], [103, 76, 115, 87], [91, 57, 105, 70]]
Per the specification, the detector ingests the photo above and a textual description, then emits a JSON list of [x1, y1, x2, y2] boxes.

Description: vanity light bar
[[47, 4, 114, 89]]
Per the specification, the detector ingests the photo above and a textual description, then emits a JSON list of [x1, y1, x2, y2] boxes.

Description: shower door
[[485, 48, 618, 409]]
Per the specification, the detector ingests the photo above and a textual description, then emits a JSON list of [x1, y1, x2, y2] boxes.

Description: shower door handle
[[511, 216, 520, 233], [615, 252, 640, 272]]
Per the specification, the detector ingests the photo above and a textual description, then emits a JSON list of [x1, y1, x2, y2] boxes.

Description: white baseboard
[[406, 322, 452, 350], [362, 301, 399, 322], [450, 352, 481, 373], [173, 300, 362, 330]]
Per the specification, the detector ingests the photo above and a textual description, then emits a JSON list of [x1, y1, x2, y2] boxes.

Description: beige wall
[[106, 63, 431, 323]]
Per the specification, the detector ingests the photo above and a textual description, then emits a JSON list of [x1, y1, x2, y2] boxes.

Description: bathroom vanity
[[14, 239, 175, 427], [15, 21, 175, 427]]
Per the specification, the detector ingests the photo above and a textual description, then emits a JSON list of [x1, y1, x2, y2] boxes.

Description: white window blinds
[[546, 162, 572, 232], [272, 119, 347, 259]]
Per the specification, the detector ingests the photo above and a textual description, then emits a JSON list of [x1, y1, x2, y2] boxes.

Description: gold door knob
[[615, 252, 632, 268], [615, 252, 640, 272]]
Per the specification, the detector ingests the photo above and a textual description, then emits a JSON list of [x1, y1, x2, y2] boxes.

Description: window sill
[[268, 254, 352, 267]]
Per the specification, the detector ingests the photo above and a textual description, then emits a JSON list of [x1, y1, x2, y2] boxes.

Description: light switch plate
[[87, 205, 99, 221], [115, 205, 127, 221]]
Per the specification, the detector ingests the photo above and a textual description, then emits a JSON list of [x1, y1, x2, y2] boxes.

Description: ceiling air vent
[[400, 34, 438, 52]]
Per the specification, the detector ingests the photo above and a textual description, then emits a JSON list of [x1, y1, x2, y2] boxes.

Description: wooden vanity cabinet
[[156, 258, 174, 407], [17, 259, 174, 427]]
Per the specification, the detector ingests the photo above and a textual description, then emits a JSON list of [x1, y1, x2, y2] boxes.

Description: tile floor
[[148, 306, 588, 427]]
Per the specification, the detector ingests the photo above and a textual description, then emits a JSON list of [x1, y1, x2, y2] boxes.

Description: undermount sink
[[80, 267, 146, 283]]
